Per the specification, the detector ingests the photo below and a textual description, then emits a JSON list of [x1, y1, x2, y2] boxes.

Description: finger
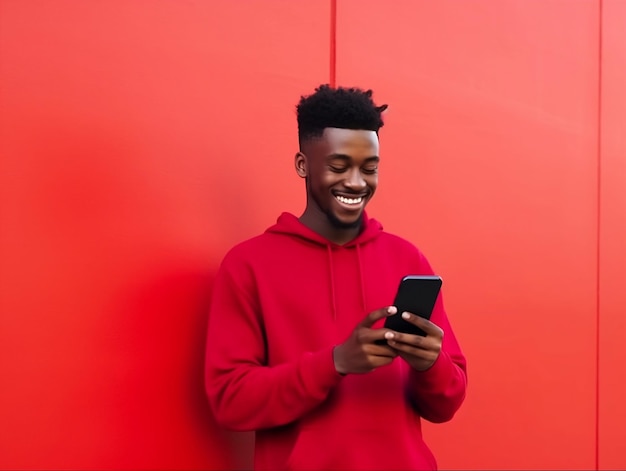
[[360, 306, 397, 328], [388, 334, 439, 356], [396, 349, 438, 371], [360, 326, 397, 345], [388, 338, 438, 359], [386, 330, 430, 349], [398, 312, 444, 338], [368, 355, 396, 369], [365, 341, 399, 358], [384, 324, 440, 352]]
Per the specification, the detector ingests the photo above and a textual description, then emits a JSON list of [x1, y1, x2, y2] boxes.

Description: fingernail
[[402, 312, 410, 319], [388, 306, 397, 315], [385, 331, 394, 339]]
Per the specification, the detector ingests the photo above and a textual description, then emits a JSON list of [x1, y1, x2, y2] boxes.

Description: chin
[[327, 211, 364, 229]]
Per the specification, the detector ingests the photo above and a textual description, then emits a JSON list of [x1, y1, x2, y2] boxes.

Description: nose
[[344, 167, 367, 191]]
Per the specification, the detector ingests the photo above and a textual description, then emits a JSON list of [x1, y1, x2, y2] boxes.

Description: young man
[[205, 84, 467, 470]]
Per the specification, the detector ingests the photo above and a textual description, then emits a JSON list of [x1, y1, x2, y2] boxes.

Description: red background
[[1, 1, 624, 469]]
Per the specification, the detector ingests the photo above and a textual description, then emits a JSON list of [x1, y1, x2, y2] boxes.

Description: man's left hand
[[385, 312, 443, 371]]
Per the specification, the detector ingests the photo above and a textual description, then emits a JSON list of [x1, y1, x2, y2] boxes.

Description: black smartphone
[[383, 275, 442, 337]]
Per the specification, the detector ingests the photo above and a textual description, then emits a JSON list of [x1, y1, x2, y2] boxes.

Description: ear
[[294, 152, 307, 178]]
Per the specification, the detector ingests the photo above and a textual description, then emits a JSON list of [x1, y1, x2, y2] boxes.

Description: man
[[205, 84, 467, 470]]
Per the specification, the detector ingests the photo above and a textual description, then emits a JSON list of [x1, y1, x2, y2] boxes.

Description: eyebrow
[[327, 153, 380, 163]]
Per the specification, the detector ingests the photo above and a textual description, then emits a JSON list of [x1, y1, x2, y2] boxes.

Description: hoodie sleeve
[[404, 252, 468, 423], [204, 251, 343, 432]]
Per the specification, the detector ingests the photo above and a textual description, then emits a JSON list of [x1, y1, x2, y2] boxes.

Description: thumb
[[360, 306, 397, 328]]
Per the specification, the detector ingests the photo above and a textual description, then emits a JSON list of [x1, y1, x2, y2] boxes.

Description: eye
[[362, 166, 378, 174], [329, 166, 348, 173]]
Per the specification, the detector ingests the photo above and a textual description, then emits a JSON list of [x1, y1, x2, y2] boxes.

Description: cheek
[[367, 175, 379, 190], [316, 171, 341, 189], [308, 172, 334, 197]]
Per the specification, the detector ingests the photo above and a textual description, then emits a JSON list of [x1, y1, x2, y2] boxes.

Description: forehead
[[319, 127, 379, 157]]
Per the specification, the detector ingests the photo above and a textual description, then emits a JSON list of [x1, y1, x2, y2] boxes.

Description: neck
[[299, 206, 362, 245]]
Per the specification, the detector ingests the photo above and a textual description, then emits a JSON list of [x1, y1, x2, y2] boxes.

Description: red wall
[[599, 1, 626, 469], [0, 1, 623, 469]]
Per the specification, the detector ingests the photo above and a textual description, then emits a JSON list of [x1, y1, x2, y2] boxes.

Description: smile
[[335, 195, 364, 205]]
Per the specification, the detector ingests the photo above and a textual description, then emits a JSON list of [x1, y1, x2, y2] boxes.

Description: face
[[296, 127, 380, 230]]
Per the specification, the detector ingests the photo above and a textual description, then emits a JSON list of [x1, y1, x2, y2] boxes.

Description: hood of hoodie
[[266, 211, 383, 247], [265, 212, 384, 319]]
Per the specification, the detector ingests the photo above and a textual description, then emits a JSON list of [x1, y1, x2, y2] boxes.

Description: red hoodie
[[205, 212, 467, 471]]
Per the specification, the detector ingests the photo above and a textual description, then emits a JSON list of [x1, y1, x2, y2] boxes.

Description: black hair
[[296, 84, 388, 145]]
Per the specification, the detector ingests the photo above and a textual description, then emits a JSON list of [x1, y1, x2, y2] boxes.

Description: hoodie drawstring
[[327, 245, 337, 320], [326, 244, 368, 321], [356, 244, 367, 314], [265, 212, 381, 321]]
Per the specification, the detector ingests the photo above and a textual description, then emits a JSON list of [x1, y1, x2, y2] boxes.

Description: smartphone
[[384, 275, 442, 336]]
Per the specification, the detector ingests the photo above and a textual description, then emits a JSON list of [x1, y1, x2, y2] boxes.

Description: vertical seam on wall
[[330, 0, 337, 87], [595, 0, 603, 470]]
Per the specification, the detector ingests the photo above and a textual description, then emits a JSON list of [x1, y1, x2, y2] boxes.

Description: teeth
[[336, 195, 363, 205]]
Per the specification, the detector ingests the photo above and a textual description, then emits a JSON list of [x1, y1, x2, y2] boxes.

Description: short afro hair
[[296, 84, 388, 145]]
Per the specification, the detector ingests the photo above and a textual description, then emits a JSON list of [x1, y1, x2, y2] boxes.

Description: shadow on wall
[[1, 115, 256, 469], [102, 264, 256, 470], [197, 270, 256, 471]]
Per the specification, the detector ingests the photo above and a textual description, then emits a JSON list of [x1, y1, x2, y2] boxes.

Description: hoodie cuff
[[409, 350, 455, 391], [300, 345, 344, 398]]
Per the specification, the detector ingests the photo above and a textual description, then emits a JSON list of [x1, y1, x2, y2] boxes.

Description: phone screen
[[383, 275, 442, 336]]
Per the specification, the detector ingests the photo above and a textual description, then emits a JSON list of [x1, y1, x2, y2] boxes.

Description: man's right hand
[[333, 306, 399, 375]]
